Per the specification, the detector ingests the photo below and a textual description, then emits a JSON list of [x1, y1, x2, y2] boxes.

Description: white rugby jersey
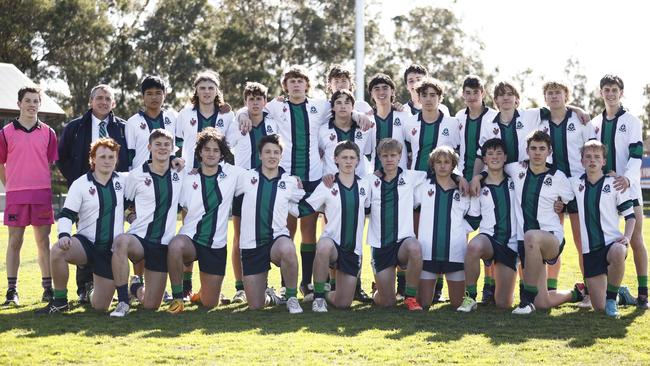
[[369, 108, 410, 171], [415, 175, 472, 264], [58, 172, 127, 246], [478, 108, 542, 164], [354, 100, 373, 115], [235, 168, 305, 249], [264, 98, 330, 182], [125, 163, 185, 245], [571, 175, 635, 254], [403, 111, 461, 172], [406, 100, 450, 117], [318, 121, 373, 176], [178, 164, 245, 249], [539, 108, 596, 178], [505, 162, 574, 243], [467, 176, 519, 252], [295, 176, 370, 256], [226, 113, 279, 170], [366, 168, 427, 248], [175, 105, 234, 170], [125, 110, 177, 170], [591, 108, 643, 200], [456, 107, 498, 181]]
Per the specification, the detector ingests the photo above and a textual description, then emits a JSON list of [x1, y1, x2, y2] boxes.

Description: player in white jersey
[[367, 138, 425, 311], [319, 89, 373, 176], [511, 131, 585, 315], [235, 134, 306, 314], [402, 64, 450, 116], [110, 129, 185, 317], [415, 146, 472, 309], [176, 71, 234, 170], [571, 140, 635, 317], [458, 139, 519, 312], [226, 82, 278, 304], [294, 141, 370, 311], [36, 139, 126, 314], [125, 75, 177, 170], [166, 129, 244, 313], [591, 74, 648, 308]]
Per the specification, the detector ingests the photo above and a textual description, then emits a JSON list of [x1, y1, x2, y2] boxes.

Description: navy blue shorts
[[191, 241, 227, 276], [135, 235, 168, 273], [479, 234, 518, 272], [241, 235, 288, 276], [371, 238, 409, 273], [76, 234, 113, 280], [329, 244, 361, 277]]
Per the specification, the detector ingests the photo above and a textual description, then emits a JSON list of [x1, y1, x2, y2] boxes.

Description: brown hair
[[243, 82, 268, 101], [194, 127, 233, 164], [281, 65, 311, 93], [190, 70, 223, 108], [18, 85, 41, 102], [428, 145, 459, 171], [89, 137, 121, 170], [415, 77, 444, 97]]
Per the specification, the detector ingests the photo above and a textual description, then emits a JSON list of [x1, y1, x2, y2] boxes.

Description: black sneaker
[[354, 287, 373, 303], [3, 288, 19, 306], [35, 300, 69, 314], [299, 283, 314, 302], [637, 295, 649, 309], [78, 282, 93, 304], [41, 288, 54, 303], [481, 287, 495, 304]]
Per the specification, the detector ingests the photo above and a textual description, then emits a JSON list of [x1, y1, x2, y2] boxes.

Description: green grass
[[1, 220, 649, 365]]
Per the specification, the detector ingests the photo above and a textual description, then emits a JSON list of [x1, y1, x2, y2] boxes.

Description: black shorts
[[231, 194, 244, 217], [583, 245, 613, 278], [563, 198, 579, 214], [518, 236, 565, 269], [241, 235, 287, 276], [135, 235, 168, 273], [423, 259, 464, 274], [302, 179, 322, 197], [329, 244, 361, 277], [191, 241, 227, 276], [480, 234, 518, 272], [76, 234, 113, 280], [371, 238, 409, 273]]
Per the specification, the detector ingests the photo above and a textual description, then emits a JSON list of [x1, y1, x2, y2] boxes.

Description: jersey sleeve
[[124, 169, 138, 201], [450, 117, 462, 151], [465, 195, 482, 230], [556, 171, 575, 204], [297, 183, 326, 217], [264, 99, 282, 120], [175, 108, 186, 149], [581, 120, 597, 142], [616, 184, 636, 220], [47, 127, 58, 163], [125, 117, 137, 169], [413, 183, 423, 209], [0, 129, 7, 164], [58, 179, 83, 238], [178, 176, 193, 209], [624, 116, 643, 183]]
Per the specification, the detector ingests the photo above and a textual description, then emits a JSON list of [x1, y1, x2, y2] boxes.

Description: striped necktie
[[99, 120, 107, 138]]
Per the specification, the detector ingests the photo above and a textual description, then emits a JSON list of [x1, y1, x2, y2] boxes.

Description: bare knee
[[112, 236, 129, 255], [50, 245, 65, 261]]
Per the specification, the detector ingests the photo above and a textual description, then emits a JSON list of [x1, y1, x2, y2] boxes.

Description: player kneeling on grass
[[166, 128, 244, 313], [36, 138, 127, 314], [110, 129, 185, 317], [415, 146, 472, 310], [293, 141, 370, 312], [458, 139, 518, 312], [510, 131, 584, 315], [570, 140, 635, 317], [236, 134, 306, 314], [367, 138, 425, 311]]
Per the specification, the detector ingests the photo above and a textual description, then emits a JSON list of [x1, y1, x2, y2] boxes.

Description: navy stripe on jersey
[[198, 111, 218, 133], [255, 174, 280, 247], [374, 110, 395, 171], [249, 115, 270, 169], [600, 108, 625, 173], [193, 172, 223, 247], [414, 113, 442, 172], [521, 169, 545, 233], [145, 170, 173, 243], [629, 142, 643, 159], [380, 173, 399, 247], [339, 181, 360, 252], [94, 181, 117, 247], [59, 208, 79, 222], [488, 179, 511, 245], [141, 111, 164, 131], [289, 102, 310, 180], [432, 182, 453, 262], [584, 177, 605, 251], [463, 108, 489, 180], [548, 111, 571, 176]]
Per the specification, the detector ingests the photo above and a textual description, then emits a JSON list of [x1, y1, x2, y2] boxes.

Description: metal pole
[[355, 0, 365, 102]]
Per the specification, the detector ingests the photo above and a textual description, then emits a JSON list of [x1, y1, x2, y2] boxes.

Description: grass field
[[0, 219, 649, 365]]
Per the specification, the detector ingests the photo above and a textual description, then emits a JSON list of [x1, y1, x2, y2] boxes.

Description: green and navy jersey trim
[[487, 177, 512, 245], [407, 101, 421, 115], [582, 175, 606, 251], [462, 107, 489, 180], [548, 109, 571, 177], [328, 119, 358, 143], [193, 167, 224, 247], [413, 112, 443, 172], [249, 113, 271, 169], [289, 101, 310, 180], [139, 111, 164, 131], [339, 177, 361, 252], [90, 172, 118, 247], [493, 110, 520, 164], [380, 168, 401, 247], [521, 166, 554, 233], [430, 176, 454, 262], [254, 167, 285, 247], [374, 109, 395, 171], [600, 107, 626, 173], [143, 164, 173, 244]]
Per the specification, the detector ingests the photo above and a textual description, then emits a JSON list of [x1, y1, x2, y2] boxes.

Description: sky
[[376, 0, 648, 115]]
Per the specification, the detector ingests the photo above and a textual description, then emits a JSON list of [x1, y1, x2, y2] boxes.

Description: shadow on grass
[[0, 300, 644, 347]]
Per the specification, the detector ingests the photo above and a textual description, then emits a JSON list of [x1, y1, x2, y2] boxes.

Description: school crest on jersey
[[140, 122, 147, 130], [453, 192, 461, 201], [459, 123, 463, 130], [329, 133, 336, 141], [192, 182, 198, 190], [216, 119, 224, 128], [516, 121, 524, 129], [567, 123, 576, 132], [283, 106, 288, 113], [619, 124, 626, 132], [518, 172, 525, 180], [603, 184, 611, 193], [542, 126, 549, 134], [442, 128, 450, 136], [266, 125, 273, 134], [543, 177, 552, 186], [88, 186, 96, 196], [114, 181, 122, 191], [251, 176, 258, 185], [359, 187, 366, 196], [578, 184, 584, 192], [355, 131, 363, 140], [278, 181, 286, 190], [411, 128, 417, 136], [595, 126, 600, 134], [218, 171, 226, 179], [427, 188, 434, 197], [509, 181, 515, 190], [394, 118, 401, 126], [172, 172, 180, 182], [493, 127, 499, 136], [310, 106, 318, 114], [374, 179, 381, 187], [190, 118, 197, 126], [398, 177, 406, 186], [144, 177, 152, 186], [164, 116, 171, 125], [482, 188, 489, 196], [331, 188, 338, 196]]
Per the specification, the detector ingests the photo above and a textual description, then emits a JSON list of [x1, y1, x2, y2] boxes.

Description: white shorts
[[420, 270, 465, 281]]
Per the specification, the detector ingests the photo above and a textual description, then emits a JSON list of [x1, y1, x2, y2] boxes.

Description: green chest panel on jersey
[[463, 117, 481, 181], [339, 182, 360, 252], [249, 122, 269, 169], [95, 182, 117, 248], [145, 171, 173, 244], [584, 178, 606, 251], [289, 103, 310, 180], [374, 112, 394, 171], [549, 120, 570, 176], [601, 119, 617, 173], [521, 171, 545, 232], [414, 121, 440, 172], [380, 178, 399, 247], [489, 181, 512, 245], [143, 112, 164, 131], [193, 174, 224, 247], [334, 126, 355, 143], [256, 176, 279, 247], [500, 122, 518, 164], [432, 185, 454, 262], [198, 112, 218, 133]]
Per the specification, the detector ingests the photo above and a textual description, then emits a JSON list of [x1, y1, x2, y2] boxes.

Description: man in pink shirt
[[0, 86, 58, 306]]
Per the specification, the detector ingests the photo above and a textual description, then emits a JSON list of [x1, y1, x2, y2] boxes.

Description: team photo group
[[3, 62, 646, 319]]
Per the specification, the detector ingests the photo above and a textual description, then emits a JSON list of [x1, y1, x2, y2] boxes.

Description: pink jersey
[[0, 120, 58, 192]]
